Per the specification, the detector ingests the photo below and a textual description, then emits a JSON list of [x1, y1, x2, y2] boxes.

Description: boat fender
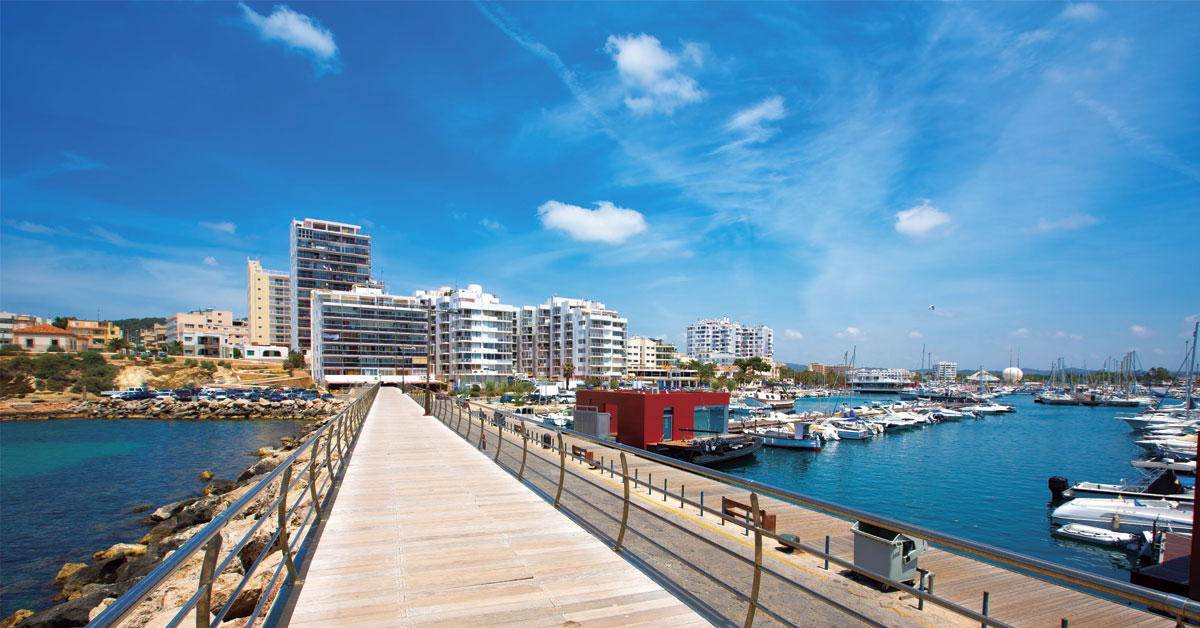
[[1048, 476, 1070, 501], [1112, 514, 1120, 532]]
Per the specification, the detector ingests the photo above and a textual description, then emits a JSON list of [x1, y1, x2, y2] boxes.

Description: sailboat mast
[[1187, 323, 1198, 420]]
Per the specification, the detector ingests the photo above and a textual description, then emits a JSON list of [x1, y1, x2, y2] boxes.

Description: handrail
[[411, 388, 1200, 626], [88, 383, 381, 628]]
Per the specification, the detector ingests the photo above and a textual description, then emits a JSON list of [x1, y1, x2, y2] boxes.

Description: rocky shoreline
[[0, 397, 350, 422], [0, 418, 332, 628]]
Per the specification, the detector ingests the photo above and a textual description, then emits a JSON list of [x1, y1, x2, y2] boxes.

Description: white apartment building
[[290, 218, 371, 351], [311, 285, 428, 387], [517, 297, 627, 380], [0, 312, 48, 345], [626, 336, 678, 370], [932, 361, 958, 382], [686, 317, 774, 361], [247, 259, 291, 346], [164, 309, 249, 358], [414, 284, 516, 387]]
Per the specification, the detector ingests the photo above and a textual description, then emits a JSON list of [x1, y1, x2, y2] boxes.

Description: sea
[[0, 418, 308, 618], [721, 393, 1163, 584]]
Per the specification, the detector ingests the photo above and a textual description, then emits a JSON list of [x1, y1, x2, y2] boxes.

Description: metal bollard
[[745, 509, 750, 536], [648, 473, 652, 495], [918, 570, 926, 610], [681, 485, 685, 508], [824, 535, 830, 570], [981, 591, 989, 628], [663, 478, 667, 501], [700, 492, 704, 517]]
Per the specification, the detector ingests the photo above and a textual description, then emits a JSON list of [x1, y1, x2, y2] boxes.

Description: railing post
[[325, 428, 334, 482], [981, 591, 989, 628], [518, 425, 529, 481], [477, 409, 486, 450], [824, 535, 830, 570], [276, 465, 300, 581], [554, 433, 566, 508], [744, 492, 764, 628], [194, 535, 222, 628], [918, 570, 926, 610], [308, 455, 322, 522], [464, 405, 472, 441], [615, 452, 630, 553], [494, 412, 503, 462]]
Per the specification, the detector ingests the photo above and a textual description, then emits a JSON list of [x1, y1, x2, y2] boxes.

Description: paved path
[[288, 387, 711, 628]]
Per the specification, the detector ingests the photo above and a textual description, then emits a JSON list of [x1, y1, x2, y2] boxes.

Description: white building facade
[[414, 284, 516, 387], [626, 336, 678, 370], [685, 317, 774, 361], [932, 361, 958, 381], [516, 297, 627, 380], [310, 285, 428, 387], [0, 312, 48, 345], [290, 218, 372, 351]]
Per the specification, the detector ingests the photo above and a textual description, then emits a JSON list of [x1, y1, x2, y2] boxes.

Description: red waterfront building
[[574, 389, 731, 450]]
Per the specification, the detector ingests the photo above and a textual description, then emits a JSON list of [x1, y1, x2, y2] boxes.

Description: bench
[[571, 445, 599, 469], [722, 496, 776, 533]]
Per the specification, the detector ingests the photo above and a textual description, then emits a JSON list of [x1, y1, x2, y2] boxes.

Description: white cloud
[[537, 200, 647, 244], [725, 96, 786, 144], [1055, 330, 1067, 338], [10, 221, 62, 235], [203, 256, 218, 267], [835, 327, 865, 340], [239, 2, 339, 70], [89, 226, 128, 247], [200, 221, 237, 234], [1131, 325, 1154, 337], [1075, 92, 1200, 182], [1070, 333, 1084, 341], [1037, 213, 1099, 231], [908, 331, 923, 339], [480, 218, 505, 232], [1010, 328, 1031, 338], [1016, 29, 1057, 47], [1061, 3, 1103, 21], [894, 200, 952, 237], [605, 33, 703, 114], [784, 329, 804, 340], [1187, 314, 1199, 324]]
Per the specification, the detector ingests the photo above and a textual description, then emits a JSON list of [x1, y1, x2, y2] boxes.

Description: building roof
[[13, 324, 91, 340]]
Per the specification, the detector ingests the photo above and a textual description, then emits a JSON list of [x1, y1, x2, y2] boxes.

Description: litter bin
[[850, 521, 928, 586]]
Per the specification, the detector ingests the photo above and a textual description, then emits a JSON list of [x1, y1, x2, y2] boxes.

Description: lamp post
[[424, 306, 433, 415]]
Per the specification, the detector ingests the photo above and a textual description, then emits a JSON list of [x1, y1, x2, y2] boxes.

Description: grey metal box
[[850, 521, 928, 584]]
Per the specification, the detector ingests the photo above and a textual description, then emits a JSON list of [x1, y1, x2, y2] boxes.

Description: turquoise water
[[722, 393, 1154, 581], [0, 419, 308, 617]]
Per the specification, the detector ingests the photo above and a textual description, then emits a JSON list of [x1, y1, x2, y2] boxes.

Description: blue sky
[[1, 2, 1197, 369]]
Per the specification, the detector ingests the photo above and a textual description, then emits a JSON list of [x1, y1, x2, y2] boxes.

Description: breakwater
[[1, 397, 349, 421], [0, 418, 314, 625]]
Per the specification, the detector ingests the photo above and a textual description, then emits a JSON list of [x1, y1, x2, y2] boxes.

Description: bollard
[[1061, 620, 1067, 628], [648, 473, 652, 495], [824, 535, 830, 570], [663, 478, 668, 502], [700, 492, 704, 517], [927, 573, 935, 597], [981, 591, 989, 628], [635, 468, 639, 487], [681, 485, 685, 508], [918, 571, 926, 610], [745, 509, 750, 536]]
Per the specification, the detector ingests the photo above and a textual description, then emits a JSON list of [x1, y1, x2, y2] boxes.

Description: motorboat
[[1050, 498, 1192, 534], [652, 433, 764, 466], [1051, 523, 1143, 548], [1055, 470, 1194, 503], [746, 423, 822, 451], [833, 419, 880, 440]]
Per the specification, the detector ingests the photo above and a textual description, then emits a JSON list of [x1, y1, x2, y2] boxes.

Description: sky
[[1, 2, 1198, 370]]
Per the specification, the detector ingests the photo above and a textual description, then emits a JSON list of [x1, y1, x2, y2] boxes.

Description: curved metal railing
[[409, 388, 1200, 628], [88, 383, 381, 628]]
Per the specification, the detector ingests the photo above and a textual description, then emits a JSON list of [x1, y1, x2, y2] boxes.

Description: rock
[[236, 531, 275, 573], [61, 555, 126, 599], [222, 552, 282, 619], [0, 610, 33, 628], [253, 447, 276, 458], [87, 598, 116, 622], [207, 572, 246, 617], [129, 504, 154, 514], [53, 563, 86, 586], [198, 470, 214, 481], [91, 543, 146, 562], [20, 591, 106, 628], [203, 479, 236, 496], [148, 498, 195, 522]]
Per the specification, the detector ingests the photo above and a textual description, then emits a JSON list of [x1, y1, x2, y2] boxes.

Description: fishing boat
[[651, 433, 764, 466], [1050, 498, 1193, 534], [1051, 523, 1143, 548]]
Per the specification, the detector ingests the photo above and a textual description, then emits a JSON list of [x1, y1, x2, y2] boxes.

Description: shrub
[[199, 361, 217, 372], [0, 344, 23, 355], [232, 348, 243, 359], [183, 358, 197, 367], [46, 344, 65, 353], [159, 356, 176, 364], [80, 351, 106, 368]]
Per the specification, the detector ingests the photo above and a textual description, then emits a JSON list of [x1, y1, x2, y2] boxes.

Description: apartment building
[[290, 218, 371, 351], [310, 285, 428, 387], [165, 309, 249, 358], [414, 284, 516, 387], [685, 317, 773, 361], [626, 336, 678, 370], [139, 323, 168, 348], [247, 258, 292, 346], [65, 319, 125, 349], [932, 361, 958, 382], [0, 312, 48, 345], [808, 362, 851, 377], [516, 297, 627, 380]]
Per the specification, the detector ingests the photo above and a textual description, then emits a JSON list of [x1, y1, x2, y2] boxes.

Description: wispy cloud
[[202, 256, 218, 267], [239, 2, 339, 72], [200, 221, 237, 234], [645, 274, 692, 288], [9, 221, 66, 235], [895, 200, 952, 237], [1009, 328, 1031, 338], [605, 33, 703, 114], [1060, 3, 1104, 22], [1131, 324, 1154, 338], [724, 96, 786, 146], [835, 327, 865, 340], [909, 331, 923, 339], [480, 218, 505, 232], [785, 329, 804, 340], [1187, 314, 1200, 324], [1075, 91, 1200, 182], [1037, 213, 1099, 231], [1071, 333, 1084, 341], [89, 226, 128, 247], [537, 200, 647, 244]]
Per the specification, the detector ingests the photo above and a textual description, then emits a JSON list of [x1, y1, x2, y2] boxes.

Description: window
[[51, 339, 60, 347], [663, 407, 674, 441], [25, 339, 34, 348]]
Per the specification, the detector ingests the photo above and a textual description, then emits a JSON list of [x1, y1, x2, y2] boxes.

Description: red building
[[574, 390, 731, 450]]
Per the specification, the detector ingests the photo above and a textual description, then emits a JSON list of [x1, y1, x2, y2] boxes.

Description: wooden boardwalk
[[287, 388, 711, 628]]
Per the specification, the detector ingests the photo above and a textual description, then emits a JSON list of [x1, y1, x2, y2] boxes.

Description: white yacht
[[1050, 498, 1192, 533]]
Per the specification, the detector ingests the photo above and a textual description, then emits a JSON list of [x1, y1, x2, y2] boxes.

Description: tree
[[912, 372, 924, 383], [106, 336, 131, 355], [285, 351, 306, 371], [562, 363, 576, 388], [165, 341, 183, 356], [233, 348, 243, 359], [51, 317, 73, 330], [483, 381, 498, 401]]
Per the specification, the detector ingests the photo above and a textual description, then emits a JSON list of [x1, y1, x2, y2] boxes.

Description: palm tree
[[483, 381, 498, 402], [106, 336, 131, 356], [562, 363, 576, 389]]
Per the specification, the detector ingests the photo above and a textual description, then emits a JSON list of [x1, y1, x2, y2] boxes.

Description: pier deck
[[287, 388, 710, 628]]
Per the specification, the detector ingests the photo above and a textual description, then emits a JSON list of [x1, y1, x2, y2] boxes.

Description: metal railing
[[88, 383, 381, 628], [410, 388, 1200, 628]]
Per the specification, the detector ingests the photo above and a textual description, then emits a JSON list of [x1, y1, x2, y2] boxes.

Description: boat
[[1051, 523, 1142, 548], [833, 419, 879, 440], [746, 423, 823, 450], [1050, 498, 1193, 533], [1053, 469, 1194, 503], [651, 433, 764, 466]]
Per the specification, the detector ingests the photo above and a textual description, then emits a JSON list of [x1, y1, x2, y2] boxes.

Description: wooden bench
[[571, 445, 599, 469], [722, 496, 776, 533]]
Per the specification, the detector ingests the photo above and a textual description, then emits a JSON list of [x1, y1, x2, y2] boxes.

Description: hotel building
[[247, 258, 292, 346], [310, 285, 429, 387], [290, 218, 372, 351], [685, 317, 773, 361], [414, 284, 516, 387]]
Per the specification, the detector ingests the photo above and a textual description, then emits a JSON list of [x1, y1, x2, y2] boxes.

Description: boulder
[[203, 479, 236, 496], [87, 598, 116, 622], [148, 497, 195, 522], [207, 572, 247, 618], [91, 543, 146, 562], [53, 563, 86, 586], [129, 504, 154, 514], [222, 551, 282, 619], [20, 591, 106, 628], [0, 610, 33, 628], [60, 555, 126, 599], [198, 470, 214, 481]]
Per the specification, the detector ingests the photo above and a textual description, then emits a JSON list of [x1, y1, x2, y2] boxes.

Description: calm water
[[723, 393, 1151, 581], [0, 419, 308, 617]]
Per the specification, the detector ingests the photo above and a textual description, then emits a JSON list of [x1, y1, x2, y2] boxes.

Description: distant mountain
[[113, 317, 166, 340]]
